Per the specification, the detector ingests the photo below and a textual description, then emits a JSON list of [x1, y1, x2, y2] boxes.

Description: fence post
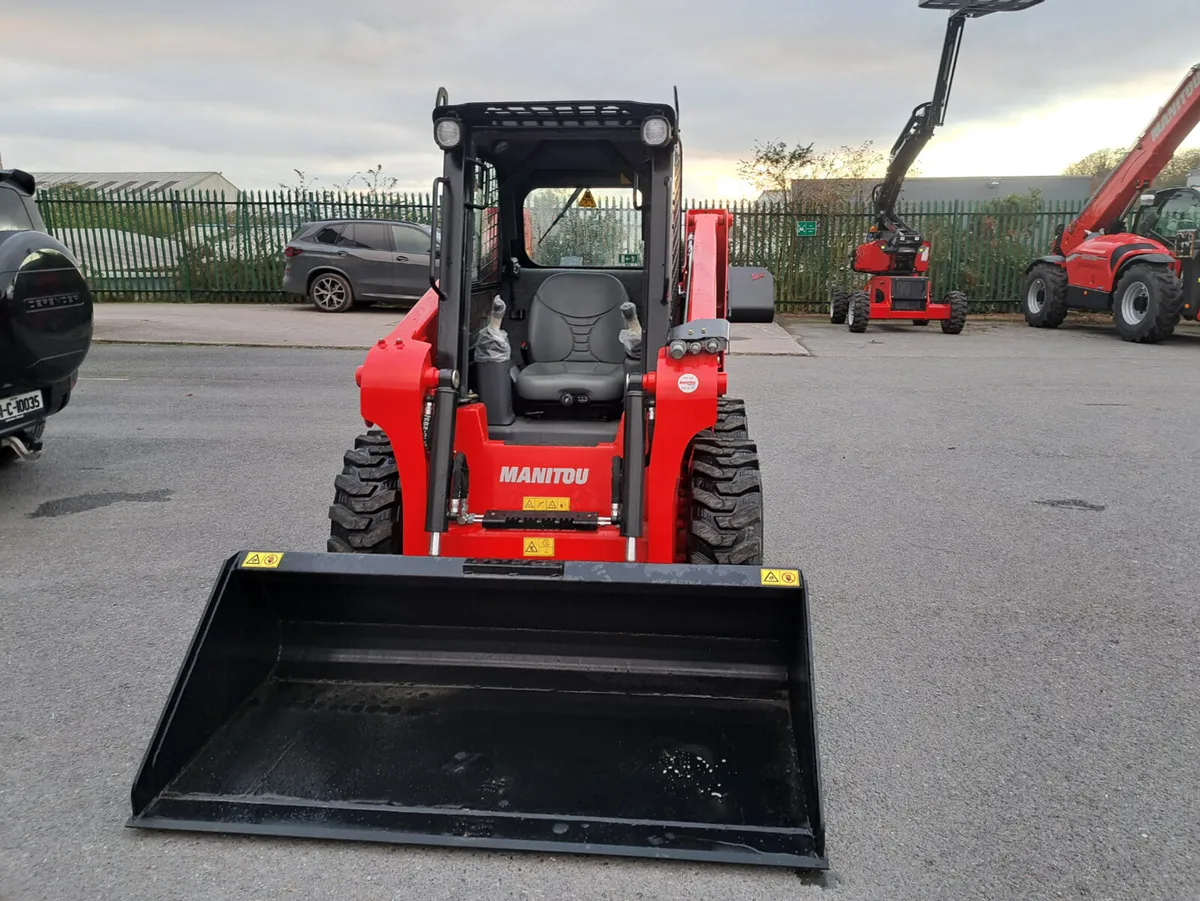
[[172, 190, 193, 302]]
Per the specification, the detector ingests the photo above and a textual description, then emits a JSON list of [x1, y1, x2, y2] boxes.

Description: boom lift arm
[[1056, 64, 1200, 256], [873, 0, 1045, 240]]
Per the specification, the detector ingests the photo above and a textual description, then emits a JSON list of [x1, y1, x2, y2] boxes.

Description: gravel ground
[[1, 320, 1198, 901]]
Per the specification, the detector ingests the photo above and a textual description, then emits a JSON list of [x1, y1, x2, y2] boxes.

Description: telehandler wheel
[[1111, 263, 1183, 344], [829, 286, 850, 324], [847, 289, 870, 333], [328, 430, 403, 553], [685, 436, 764, 566], [941, 290, 968, 334], [1022, 262, 1068, 329]]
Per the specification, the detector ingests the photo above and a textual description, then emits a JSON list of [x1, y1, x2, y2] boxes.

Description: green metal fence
[[34, 186, 1083, 312]]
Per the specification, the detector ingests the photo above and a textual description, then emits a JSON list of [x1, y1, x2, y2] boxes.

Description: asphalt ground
[[2, 318, 1198, 901]]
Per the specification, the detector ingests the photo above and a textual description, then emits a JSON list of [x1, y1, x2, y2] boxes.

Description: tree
[[736, 140, 815, 203], [794, 140, 889, 207], [1064, 146, 1200, 188], [279, 169, 320, 192], [738, 138, 897, 208]]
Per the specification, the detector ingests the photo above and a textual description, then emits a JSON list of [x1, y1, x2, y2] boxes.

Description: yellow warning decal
[[523, 537, 555, 558], [577, 189, 597, 209], [242, 552, 284, 569], [619, 173, 632, 185], [760, 568, 800, 587], [523, 496, 571, 512]]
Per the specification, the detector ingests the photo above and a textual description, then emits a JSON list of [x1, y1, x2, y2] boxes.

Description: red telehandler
[[831, 0, 1045, 334], [1022, 63, 1200, 343], [127, 89, 828, 870]]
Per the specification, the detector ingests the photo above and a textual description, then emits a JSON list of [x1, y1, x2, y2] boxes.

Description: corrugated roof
[[29, 172, 237, 194]]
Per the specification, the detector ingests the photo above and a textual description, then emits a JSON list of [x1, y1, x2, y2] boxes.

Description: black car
[[0, 169, 94, 464], [282, 218, 440, 313]]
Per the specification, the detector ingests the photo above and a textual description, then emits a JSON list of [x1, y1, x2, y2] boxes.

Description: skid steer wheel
[[829, 286, 850, 324], [847, 289, 870, 333], [941, 290, 968, 335], [1022, 262, 1068, 328], [1111, 263, 1183, 344], [697, 397, 750, 442], [310, 272, 354, 313], [328, 430, 402, 553], [685, 436, 764, 566]]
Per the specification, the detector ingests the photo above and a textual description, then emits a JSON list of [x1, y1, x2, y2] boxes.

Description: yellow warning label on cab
[[577, 189, 597, 209], [523, 537, 555, 557], [760, 568, 800, 587], [523, 496, 570, 512], [242, 552, 284, 569]]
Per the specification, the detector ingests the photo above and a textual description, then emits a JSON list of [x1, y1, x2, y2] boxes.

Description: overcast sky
[[2, 0, 1197, 198]]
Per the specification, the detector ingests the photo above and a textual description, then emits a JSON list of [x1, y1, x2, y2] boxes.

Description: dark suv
[[282, 218, 440, 313], [0, 169, 93, 465]]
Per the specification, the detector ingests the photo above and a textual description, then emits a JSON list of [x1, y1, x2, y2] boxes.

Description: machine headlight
[[434, 118, 462, 149], [641, 116, 672, 146]]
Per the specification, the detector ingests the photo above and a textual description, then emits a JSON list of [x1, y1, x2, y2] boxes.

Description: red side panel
[[864, 274, 950, 321], [1062, 232, 1180, 292], [853, 240, 891, 273]]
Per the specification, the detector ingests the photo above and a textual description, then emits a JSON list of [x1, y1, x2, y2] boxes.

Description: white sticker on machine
[[677, 373, 699, 394]]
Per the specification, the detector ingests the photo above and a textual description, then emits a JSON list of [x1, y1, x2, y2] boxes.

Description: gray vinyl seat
[[515, 271, 630, 404]]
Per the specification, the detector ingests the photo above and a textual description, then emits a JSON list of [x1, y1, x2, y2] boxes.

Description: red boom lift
[[1022, 63, 1200, 342], [831, 0, 1044, 334]]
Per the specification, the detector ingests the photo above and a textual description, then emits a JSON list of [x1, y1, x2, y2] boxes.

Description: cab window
[[523, 187, 643, 268]]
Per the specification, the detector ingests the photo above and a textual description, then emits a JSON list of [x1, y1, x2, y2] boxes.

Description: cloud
[[3, 0, 1197, 197]]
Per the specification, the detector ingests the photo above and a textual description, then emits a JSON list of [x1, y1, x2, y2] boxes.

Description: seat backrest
[[526, 271, 629, 364]]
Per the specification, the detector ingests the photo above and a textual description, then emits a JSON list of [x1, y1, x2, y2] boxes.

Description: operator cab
[[427, 97, 684, 446], [1131, 186, 1200, 245]]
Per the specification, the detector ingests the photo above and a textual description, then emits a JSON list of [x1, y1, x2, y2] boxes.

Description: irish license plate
[[0, 389, 44, 423]]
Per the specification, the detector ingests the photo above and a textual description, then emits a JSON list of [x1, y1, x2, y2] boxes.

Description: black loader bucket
[[129, 552, 826, 869]]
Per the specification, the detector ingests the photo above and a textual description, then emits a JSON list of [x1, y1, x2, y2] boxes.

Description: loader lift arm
[[1056, 64, 1200, 256]]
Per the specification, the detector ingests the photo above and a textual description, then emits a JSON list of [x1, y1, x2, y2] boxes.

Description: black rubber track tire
[[830, 285, 850, 324], [696, 396, 750, 442], [1111, 263, 1183, 344], [1022, 262, 1068, 329], [328, 430, 403, 553], [941, 289, 968, 335], [686, 436, 764, 566], [847, 289, 870, 333]]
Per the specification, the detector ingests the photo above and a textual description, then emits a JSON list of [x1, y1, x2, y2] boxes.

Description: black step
[[481, 510, 600, 531]]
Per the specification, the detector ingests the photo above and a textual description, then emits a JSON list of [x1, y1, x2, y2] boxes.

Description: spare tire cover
[[0, 232, 94, 389]]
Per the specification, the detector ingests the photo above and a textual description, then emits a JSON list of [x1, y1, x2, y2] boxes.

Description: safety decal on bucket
[[523, 537, 555, 557], [241, 552, 284, 569], [760, 568, 800, 587], [523, 497, 570, 512]]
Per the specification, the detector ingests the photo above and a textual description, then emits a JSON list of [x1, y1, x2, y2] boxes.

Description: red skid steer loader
[[128, 89, 826, 870]]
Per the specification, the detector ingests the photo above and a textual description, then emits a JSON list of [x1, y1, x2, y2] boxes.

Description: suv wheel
[[310, 272, 353, 313]]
